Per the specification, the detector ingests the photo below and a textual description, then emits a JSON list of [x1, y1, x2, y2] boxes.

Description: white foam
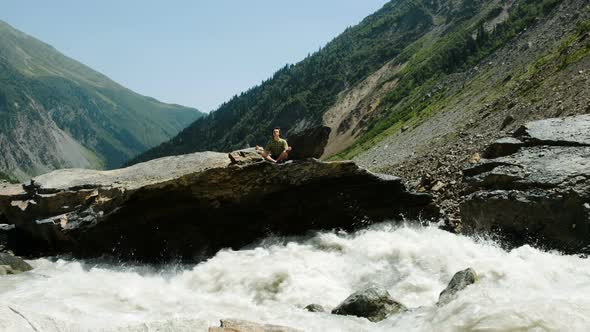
[[1, 223, 589, 331]]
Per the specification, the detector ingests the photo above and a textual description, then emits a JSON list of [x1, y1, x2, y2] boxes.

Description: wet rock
[[462, 115, 590, 253], [437, 268, 478, 306], [0, 253, 32, 275], [0, 150, 438, 261], [209, 319, 303, 332], [304, 304, 325, 313], [331, 286, 406, 322]]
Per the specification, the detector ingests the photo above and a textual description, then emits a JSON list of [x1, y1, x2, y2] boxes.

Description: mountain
[[0, 20, 203, 180], [130, 0, 588, 167]]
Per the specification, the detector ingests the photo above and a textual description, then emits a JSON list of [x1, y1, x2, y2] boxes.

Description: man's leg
[[260, 150, 277, 162], [276, 151, 289, 162]]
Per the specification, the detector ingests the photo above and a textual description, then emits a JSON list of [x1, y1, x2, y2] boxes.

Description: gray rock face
[[437, 268, 478, 306], [462, 115, 590, 253], [513, 115, 590, 146], [304, 304, 325, 313], [0, 150, 438, 261], [482, 137, 525, 158], [209, 319, 303, 332], [287, 126, 331, 160], [0, 253, 32, 275], [331, 286, 406, 322]]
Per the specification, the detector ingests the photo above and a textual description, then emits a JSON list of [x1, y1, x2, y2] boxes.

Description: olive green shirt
[[266, 138, 288, 157]]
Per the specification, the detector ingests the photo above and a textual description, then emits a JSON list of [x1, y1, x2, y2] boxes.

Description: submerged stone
[[437, 268, 478, 306], [331, 286, 406, 322], [304, 304, 325, 313], [0, 253, 32, 275]]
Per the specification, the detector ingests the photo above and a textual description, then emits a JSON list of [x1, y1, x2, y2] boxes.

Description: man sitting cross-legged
[[255, 127, 292, 163]]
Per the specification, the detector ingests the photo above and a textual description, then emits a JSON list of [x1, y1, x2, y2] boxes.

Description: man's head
[[272, 128, 280, 140]]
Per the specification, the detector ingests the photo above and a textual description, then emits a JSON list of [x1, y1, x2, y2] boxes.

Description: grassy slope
[[332, 0, 565, 160], [0, 171, 17, 183], [346, 2, 590, 222]]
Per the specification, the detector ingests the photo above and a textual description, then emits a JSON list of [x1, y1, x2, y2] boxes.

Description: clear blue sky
[[2, 0, 388, 112]]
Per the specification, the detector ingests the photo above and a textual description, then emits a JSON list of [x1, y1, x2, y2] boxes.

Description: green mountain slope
[[130, 0, 436, 162], [0, 20, 203, 180], [131, 0, 586, 166]]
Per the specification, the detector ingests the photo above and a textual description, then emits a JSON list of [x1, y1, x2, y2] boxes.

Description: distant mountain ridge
[[0, 20, 203, 180]]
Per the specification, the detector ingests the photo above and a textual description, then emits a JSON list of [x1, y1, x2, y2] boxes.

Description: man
[[255, 128, 292, 163]]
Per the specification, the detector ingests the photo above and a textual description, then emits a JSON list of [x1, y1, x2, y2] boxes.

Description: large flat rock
[[514, 114, 590, 146], [32, 151, 230, 191], [461, 115, 590, 253], [0, 150, 438, 261]]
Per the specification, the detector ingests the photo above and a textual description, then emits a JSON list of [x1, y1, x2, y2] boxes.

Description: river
[[2, 222, 589, 331]]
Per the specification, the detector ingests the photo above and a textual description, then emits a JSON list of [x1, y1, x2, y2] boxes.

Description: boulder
[[209, 319, 302, 332], [304, 304, 325, 313], [462, 115, 590, 253], [500, 114, 515, 129], [0, 253, 32, 275], [228, 148, 264, 165], [437, 268, 478, 306], [0, 150, 438, 261], [331, 286, 406, 322], [287, 126, 331, 160]]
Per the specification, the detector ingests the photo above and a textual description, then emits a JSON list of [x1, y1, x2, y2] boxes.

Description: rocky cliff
[[356, 0, 590, 225], [461, 115, 590, 253], [0, 150, 438, 261]]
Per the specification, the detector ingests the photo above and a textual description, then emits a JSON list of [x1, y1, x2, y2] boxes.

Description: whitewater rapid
[[1, 222, 589, 331]]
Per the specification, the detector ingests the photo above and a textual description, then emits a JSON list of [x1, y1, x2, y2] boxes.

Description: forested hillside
[[130, 0, 438, 162], [131, 0, 586, 167]]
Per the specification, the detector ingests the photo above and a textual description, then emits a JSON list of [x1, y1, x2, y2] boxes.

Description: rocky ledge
[[461, 115, 590, 253], [0, 149, 437, 261]]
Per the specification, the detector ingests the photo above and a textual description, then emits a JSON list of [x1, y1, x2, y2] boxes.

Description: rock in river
[[461, 115, 590, 253], [304, 304, 326, 313], [437, 268, 478, 306], [0, 149, 438, 261], [0, 253, 32, 275], [331, 286, 406, 322]]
